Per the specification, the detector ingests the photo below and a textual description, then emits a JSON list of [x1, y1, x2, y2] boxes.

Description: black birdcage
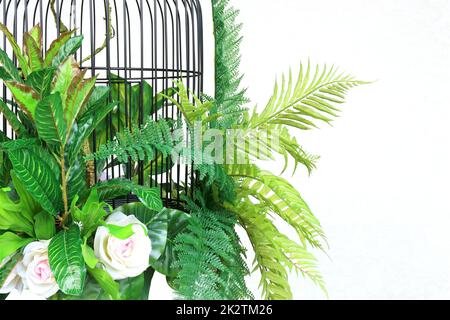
[[0, 0, 203, 209]]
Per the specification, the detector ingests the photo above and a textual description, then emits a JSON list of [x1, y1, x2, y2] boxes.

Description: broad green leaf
[[23, 32, 44, 71], [11, 170, 41, 221], [153, 209, 190, 276], [131, 186, 163, 212], [8, 147, 62, 217], [0, 23, 29, 76], [28, 25, 42, 51], [25, 67, 56, 96], [65, 76, 97, 130], [52, 57, 82, 107], [81, 86, 110, 117], [67, 157, 88, 204], [88, 266, 120, 300], [72, 189, 108, 239], [116, 203, 168, 263], [0, 100, 29, 137], [0, 188, 35, 236], [5, 82, 40, 120], [0, 252, 21, 288], [104, 223, 136, 240], [35, 93, 67, 146], [51, 35, 84, 67], [0, 232, 33, 262], [118, 271, 155, 300], [44, 30, 76, 66], [94, 178, 133, 202], [48, 225, 86, 296], [0, 48, 21, 82], [34, 211, 56, 240], [81, 244, 98, 269]]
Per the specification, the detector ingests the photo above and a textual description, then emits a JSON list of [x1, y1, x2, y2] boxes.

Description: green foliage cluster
[[173, 195, 253, 300]]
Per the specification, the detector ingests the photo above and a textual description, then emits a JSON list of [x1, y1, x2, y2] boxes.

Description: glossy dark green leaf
[[0, 100, 29, 137], [131, 186, 163, 212], [11, 170, 41, 221], [8, 147, 62, 216], [94, 178, 133, 201], [51, 35, 84, 67], [0, 185, 36, 236], [152, 209, 190, 277], [35, 93, 67, 146], [0, 48, 21, 82], [118, 269, 154, 300], [33, 211, 56, 240], [88, 266, 121, 300], [48, 225, 86, 296], [25, 67, 56, 97], [0, 232, 33, 262]]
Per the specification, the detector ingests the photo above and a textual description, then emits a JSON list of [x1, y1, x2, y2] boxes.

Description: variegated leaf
[[48, 225, 86, 296], [44, 29, 76, 66], [5, 81, 40, 120], [35, 93, 67, 146]]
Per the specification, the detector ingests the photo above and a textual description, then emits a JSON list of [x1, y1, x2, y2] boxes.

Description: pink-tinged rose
[[0, 255, 22, 294], [16, 241, 59, 298], [94, 212, 151, 280]]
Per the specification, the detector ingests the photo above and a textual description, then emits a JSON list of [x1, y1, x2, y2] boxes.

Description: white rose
[[94, 212, 151, 280], [16, 241, 59, 298], [0, 255, 22, 294]]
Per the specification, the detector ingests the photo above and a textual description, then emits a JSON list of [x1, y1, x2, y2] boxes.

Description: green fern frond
[[248, 62, 366, 130], [227, 164, 326, 250], [232, 199, 326, 300], [211, 0, 249, 129], [173, 199, 253, 300], [85, 117, 174, 163]]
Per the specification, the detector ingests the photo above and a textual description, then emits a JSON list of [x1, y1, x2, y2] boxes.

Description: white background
[[150, 0, 450, 300]]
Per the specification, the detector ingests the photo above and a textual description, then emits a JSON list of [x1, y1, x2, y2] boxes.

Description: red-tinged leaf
[[44, 29, 76, 67], [23, 33, 44, 72], [0, 23, 29, 76], [65, 76, 96, 131], [5, 81, 40, 120], [28, 25, 42, 51], [52, 56, 82, 107]]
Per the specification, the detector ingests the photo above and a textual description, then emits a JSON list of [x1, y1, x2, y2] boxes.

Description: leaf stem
[[59, 145, 70, 227]]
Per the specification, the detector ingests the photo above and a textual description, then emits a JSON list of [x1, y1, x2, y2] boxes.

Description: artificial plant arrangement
[[0, 0, 365, 300]]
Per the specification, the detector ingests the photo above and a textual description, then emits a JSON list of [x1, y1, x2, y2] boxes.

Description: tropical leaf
[[87, 266, 120, 300], [23, 32, 44, 72], [51, 35, 83, 67], [8, 147, 62, 217], [67, 157, 88, 204], [28, 25, 42, 51], [4, 82, 40, 120], [0, 100, 29, 137], [65, 76, 97, 131], [34, 211, 56, 240], [0, 232, 33, 262], [35, 93, 67, 146], [153, 208, 190, 277], [52, 57, 82, 108], [94, 178, 133, 201], [25, 67, 56, 96], [0, 188, 35, 236], [0, 23, 29, 76], [131, 186, 163, 212], [72, 189, 108, 239], [11, 170, 41, 220], [0, 49, 21, 82], [48, 225, 86, 296], [44, 29, 76, 66]]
